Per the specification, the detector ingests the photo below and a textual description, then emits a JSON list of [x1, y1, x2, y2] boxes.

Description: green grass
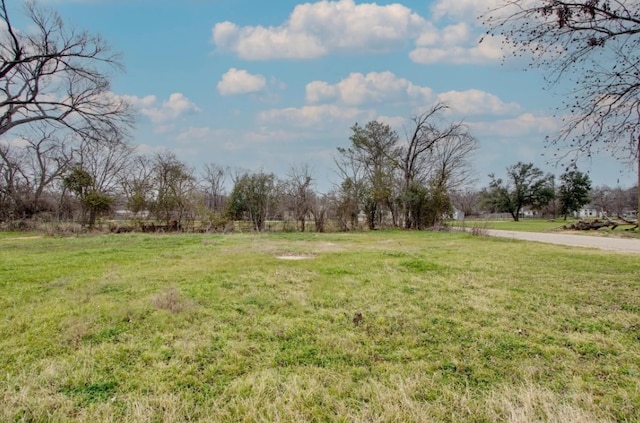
[[1, 231, 639, 422]]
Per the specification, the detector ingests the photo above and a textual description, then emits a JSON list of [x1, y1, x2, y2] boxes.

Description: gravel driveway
[[485, 229, 640, 254]]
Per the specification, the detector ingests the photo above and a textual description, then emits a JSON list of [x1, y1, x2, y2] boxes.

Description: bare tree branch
[[0, 0, 133, 140], [483, 0, 640, 218]]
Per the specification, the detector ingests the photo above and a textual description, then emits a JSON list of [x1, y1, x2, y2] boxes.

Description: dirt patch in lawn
[[4, 236, 44, 240], [276, 255, 315, 260]]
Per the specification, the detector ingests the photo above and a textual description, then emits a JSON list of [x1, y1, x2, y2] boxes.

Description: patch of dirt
[[560, 229, 639, 239], [486, 229, 640, 254], [313, 242, 344, 252], [276, 255, 315, 260]]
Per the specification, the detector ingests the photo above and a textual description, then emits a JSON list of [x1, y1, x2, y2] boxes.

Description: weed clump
[[470, 221, 490, 236], [150, 288, 191, 314]]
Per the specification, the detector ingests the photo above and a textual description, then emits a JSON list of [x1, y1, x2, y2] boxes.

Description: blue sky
[[12, 0, 637, 191]]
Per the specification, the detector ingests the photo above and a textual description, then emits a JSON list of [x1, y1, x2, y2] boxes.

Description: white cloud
[[306, 81, 339, 104], [410, 23, 505, 64], [217, 68, 267, 95], [306, 71, 433, 106], [440, 22, 472, 45], [176, 127, 212, 143], [212, 21, 326, 60], [305, 72, 515, 117], [470, 113, 560, 137], [212, 0, 427, 60], [210, 0, 512, 65], [134, 93, 199, 124], [133, 143, 169, 156], [122, 94, 156, 108], [438, 89, 521, 116], [376, 115, 407, 130], [258, 104, 373, 129], [430, 0, 503, 22]]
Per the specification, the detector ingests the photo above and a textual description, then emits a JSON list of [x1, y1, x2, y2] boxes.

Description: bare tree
[[589, 185, 612, 215], [429, 129, 478, 191], [310, 192, 329, 233], [333, 148, 367, 230], [149, 152, 196, 228], [450, 188, 481, 217], [121, 154, 154, 218], [0, 141, 24, 220], [0, 128, 76, 222], [400, 103, 478, 228], [483, 0, 640, 220], [285, 164, 315, 232], [591, 184, 638, 216], [0, 0, 133, 139], [628, 185, 639, 215], [608, 186, 631, 216], [401, 103, 451, 189], [202, 163, 227, 212], [76, 131, 133, 196], [20, 127, 73, 218]]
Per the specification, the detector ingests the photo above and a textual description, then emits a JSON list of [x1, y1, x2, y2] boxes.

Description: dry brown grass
[[150, 287, 192, 314], [1, 231, 638, 422], [486, 384, 615, 423]]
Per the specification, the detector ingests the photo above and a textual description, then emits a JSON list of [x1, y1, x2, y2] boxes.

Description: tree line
[[479, 162, 637, 221], [0, 1, 476, 232], [0, 112, 476, 232], [2, 0, 639, 232], [2, 119, 636, 231]]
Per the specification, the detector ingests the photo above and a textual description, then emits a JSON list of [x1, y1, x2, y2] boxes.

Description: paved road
[[485, 229, 640, 254]]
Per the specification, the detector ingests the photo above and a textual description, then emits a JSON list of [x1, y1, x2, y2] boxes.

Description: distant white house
[[576, 205, 602, 219], [574, 206, 637, 219], [520, 209, 536, 218], [114, 209, 150, 219]]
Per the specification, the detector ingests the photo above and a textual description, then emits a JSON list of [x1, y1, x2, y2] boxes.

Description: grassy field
[[1, 231, 639, 422]]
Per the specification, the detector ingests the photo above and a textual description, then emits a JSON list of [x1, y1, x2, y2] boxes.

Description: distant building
[[575, 205, 602, 219], [520, 209, 536, 218], [114, 209, 150, 219], [574, 206, 636, 219]]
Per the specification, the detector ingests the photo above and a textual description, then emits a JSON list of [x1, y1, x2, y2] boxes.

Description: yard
[[1, 231, 638, 422]]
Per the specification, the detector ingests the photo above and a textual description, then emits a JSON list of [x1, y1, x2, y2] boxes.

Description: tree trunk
[[637, 134, 639, 221], [564, 219, 617, 230], [88, 209, 97, 229], [403, 176, 411, 229]]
